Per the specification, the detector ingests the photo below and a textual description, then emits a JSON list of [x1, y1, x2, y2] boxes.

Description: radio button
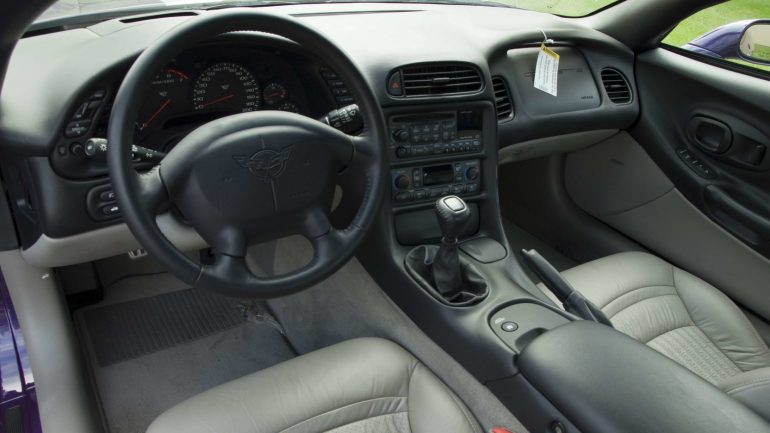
[[395, 192, 412, 202]]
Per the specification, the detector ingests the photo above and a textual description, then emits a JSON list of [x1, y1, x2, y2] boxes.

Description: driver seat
[[147, 338, 483, 433]]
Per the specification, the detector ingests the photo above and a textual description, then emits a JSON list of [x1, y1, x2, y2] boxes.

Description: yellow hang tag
[[534, 43, 560, 97]]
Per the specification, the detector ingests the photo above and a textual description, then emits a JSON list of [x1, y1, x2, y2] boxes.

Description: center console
[[358, 100, 608, 433]]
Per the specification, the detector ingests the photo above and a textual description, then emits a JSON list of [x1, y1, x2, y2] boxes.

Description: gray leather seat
[[540, 251, 770, 420], [147, 338, 482, 433]]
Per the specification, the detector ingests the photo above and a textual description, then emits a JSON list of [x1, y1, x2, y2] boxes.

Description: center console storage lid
[[519, 321, 770, 433]]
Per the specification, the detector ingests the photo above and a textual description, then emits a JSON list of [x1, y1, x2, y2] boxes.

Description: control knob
[[465, 166, 480, 181], [394, 174, 412, 190], [393, 129, 410, 142]]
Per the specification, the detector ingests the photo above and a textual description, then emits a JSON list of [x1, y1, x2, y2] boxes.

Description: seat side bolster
[[674, 268, 770, 371], [407, 363, 482, 433]]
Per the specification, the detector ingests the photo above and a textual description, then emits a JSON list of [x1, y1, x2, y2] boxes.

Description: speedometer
[[192, 62, 261, 112]]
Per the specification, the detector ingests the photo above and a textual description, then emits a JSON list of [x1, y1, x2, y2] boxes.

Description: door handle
[[687, 116, 733, 154]]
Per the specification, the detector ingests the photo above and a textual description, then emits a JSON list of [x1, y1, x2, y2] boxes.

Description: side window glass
[[663, 1, 770, 73]]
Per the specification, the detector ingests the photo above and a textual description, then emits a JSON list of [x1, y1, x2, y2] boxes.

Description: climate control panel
[[391, 160, 481, 204]]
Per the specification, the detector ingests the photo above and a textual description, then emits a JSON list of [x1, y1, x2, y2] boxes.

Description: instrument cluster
[[135, 45, 308, 148]]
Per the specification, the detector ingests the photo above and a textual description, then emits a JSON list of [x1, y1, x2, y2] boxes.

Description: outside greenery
[[497, 0, 770, 72]]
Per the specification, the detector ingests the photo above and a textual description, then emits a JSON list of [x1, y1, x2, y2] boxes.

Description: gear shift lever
[[432, 196, 471, 298], [403, 195, 488, 305], [436, 196, 471, 243]]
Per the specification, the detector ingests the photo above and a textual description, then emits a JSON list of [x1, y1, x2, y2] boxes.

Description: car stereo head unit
[[388, 110, 482, 159]]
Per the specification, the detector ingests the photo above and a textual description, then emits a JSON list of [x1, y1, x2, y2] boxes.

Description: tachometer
[[192, 62, 261, 112]]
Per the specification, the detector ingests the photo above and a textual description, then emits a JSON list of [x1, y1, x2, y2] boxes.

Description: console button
[[501, 322, 519, 332], [451, 184, 466, 194], [395, 146, 409, 158], [466, 183, 479, 194], [395, 192, 412, 202], [387, 72, 403, 96], [414, 189, 427, 200]]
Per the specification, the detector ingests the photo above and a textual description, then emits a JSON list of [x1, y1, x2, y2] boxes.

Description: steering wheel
[[107, 10, 386, 298]]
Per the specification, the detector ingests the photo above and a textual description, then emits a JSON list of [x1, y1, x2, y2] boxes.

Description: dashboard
[[0, 3, 639, 264]]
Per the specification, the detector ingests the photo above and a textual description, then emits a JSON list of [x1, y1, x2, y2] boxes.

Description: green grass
[[662, 0, 770, 72], [663, 0, 770, 46], [494, 0, 770, 73]]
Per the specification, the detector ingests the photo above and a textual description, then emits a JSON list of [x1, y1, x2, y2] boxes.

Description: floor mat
[[83, 288, 248, 366], [76, 286, 295, 433]]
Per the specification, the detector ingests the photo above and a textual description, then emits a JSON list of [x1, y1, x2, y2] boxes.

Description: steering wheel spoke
[[351, 134, 380, 166], [136, 166, 169, 213]]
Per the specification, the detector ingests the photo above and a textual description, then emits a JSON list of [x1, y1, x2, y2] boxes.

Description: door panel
[[570, 48, 770, 319], [564, 132, 770, 321], [631, 49, 770, 258]]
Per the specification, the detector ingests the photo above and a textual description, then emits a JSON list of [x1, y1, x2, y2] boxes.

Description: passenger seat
[[538, 251, 770, 420]]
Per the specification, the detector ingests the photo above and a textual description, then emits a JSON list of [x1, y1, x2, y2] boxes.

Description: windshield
[[35, 0, 619, 25]]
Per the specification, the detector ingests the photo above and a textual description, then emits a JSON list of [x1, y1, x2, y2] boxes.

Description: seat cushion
[[147, 338, 482, 433], [538, 252, 770, 420], [539, 252, 770, 383]]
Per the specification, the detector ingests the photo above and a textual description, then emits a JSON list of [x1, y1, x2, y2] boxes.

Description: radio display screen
[[423, 165, 454, 186]]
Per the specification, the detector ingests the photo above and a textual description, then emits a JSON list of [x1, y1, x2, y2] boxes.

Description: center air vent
[[388, 63, 483, 97], [600, 68, 632, 104], [492, 76, 513, 121]]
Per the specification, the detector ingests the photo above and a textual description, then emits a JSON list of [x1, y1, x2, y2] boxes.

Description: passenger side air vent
[[492, 76, 513, 121], [600, 68, 632, 104], [387, 63, 483, 97]]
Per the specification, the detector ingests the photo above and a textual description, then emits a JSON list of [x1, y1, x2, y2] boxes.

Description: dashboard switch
[[64, 120, 91, 138], [101, 204, 120, 216]]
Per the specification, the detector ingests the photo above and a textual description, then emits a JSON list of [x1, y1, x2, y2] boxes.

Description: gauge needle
[[141, 98, 172, 130], [199, 93, 234, 108]]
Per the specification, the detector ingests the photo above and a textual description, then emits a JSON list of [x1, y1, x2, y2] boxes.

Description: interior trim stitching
[[723, 376, 770, 394], [671, 268, 741, 372], [599, 283, 675, 310], [318, 411, 408, 433], [278, 396, 408, 433], [643, 324, 694, 345], [607, 293, 682, 321]]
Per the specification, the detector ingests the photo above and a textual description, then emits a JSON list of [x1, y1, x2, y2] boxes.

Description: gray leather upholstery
[[147, 338, 482, 433], [539, 252, 770, 419]]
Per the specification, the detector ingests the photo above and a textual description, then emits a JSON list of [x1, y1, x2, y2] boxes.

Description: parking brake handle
[[521, 249, 613, 327]]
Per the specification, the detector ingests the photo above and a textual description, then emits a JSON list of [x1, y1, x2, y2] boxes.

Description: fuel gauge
[[263, 82, 288, 106]]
